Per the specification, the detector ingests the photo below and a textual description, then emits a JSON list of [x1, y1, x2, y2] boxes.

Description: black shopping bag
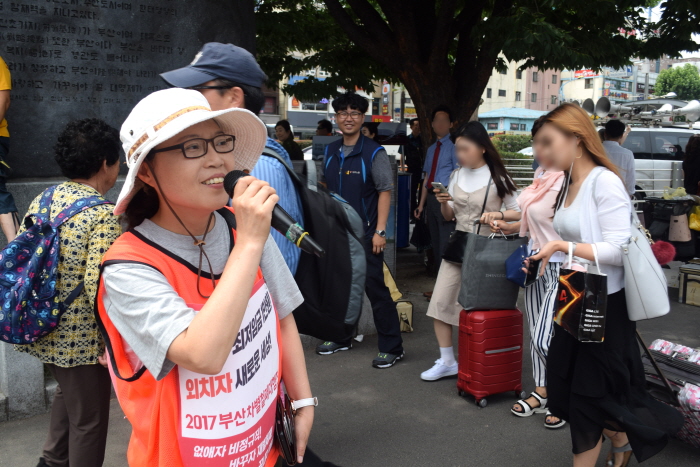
[[554, 243, 607, 343]]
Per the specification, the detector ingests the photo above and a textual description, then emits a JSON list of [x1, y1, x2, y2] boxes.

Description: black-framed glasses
[[336, 111, 364, 120], [151, 134, 236, 159]]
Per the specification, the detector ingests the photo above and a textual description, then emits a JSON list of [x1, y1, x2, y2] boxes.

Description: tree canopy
[[655, 63, 700, 100], [256, 0, 700, 134]]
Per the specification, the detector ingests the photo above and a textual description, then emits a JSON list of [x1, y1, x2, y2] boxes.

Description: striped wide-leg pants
[[523, 261, 560, 388]]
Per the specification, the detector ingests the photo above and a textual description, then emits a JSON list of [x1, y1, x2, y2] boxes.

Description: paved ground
[[2, 246, 700, 466]]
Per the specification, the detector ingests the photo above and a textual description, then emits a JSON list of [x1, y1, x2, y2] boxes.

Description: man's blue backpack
[[0, 186, 111, 344]]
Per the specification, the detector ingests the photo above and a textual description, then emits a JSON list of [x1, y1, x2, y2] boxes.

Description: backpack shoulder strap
[[51, 195, 113, 229], [24, 186, 58, 229], [261, 150, 304, 192]]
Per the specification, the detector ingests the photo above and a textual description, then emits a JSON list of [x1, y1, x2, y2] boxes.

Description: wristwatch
[[375, 230, 386, 238], [290, 397, 318, 415]]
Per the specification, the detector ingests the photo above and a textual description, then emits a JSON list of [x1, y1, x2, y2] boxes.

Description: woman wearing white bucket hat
[[95, 88, 315, 467]]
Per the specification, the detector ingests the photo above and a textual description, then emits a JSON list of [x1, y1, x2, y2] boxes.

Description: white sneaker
[[420, 358, 458, 381]]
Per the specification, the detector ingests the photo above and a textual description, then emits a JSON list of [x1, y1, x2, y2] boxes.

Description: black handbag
[[441, 178, 492, 264], [441, 231, 468, 264]]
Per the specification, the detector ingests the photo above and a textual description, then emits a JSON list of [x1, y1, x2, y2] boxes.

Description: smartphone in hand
[[525, 257, 542, 286], [431, 182, 449, 194]]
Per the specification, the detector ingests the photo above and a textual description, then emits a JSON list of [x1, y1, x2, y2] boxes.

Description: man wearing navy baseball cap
[[162, 43, 304, 277]]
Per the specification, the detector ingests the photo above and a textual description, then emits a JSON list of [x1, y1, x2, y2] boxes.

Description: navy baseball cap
[[160, 42, 267, 89]]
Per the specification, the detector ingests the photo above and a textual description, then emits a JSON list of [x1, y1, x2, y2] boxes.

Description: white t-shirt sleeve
[[102, 263, 194, 381]]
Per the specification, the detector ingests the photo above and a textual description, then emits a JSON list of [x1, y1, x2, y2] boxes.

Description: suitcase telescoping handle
[[636, 330, 679, 406]]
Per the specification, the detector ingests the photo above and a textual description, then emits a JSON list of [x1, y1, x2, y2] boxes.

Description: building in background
[[479, 60, 528, 113], [559, 67, 656, 105], [479, 60, 562, 113], [478, 107, 548, 135], [258, 83, 282, 127]]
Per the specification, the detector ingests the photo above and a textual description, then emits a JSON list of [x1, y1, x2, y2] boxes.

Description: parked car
[[621, 127, 700, 199]]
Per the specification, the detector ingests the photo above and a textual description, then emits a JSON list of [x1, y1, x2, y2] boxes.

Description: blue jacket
[[324, 135, 384, 238], [251, 137, 303, 275]]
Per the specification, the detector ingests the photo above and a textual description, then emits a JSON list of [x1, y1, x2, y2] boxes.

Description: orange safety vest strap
[[94, 259, 160, 382]]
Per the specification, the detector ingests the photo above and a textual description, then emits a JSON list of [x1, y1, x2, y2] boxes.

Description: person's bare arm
[[480, 209, 521, 225], [0, 90, 9, 123], [279, 314, 314, 463], [372, 190, 391, 254], [166, 178, 279, 375], [414, 180, 428, 219]]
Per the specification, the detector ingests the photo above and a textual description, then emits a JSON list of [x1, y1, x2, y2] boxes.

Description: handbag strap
[[591, 243, 602, 273], [476, 178, 493, 235], [565, 242, 603, 273], [635, 330, 679, 406]]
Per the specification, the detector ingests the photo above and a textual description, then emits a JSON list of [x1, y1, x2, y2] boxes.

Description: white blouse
[[553, 166, 632, 294], [447, 165, 519, 211]]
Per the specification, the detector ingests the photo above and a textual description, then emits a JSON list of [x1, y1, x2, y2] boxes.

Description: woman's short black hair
[[362, 122, 380, 142], [317, 119, 333, 133], [431, 105, 454, 122], [54, 118, 120, 180], [275, 119, 294, 142], [332, 91, 369, 114]]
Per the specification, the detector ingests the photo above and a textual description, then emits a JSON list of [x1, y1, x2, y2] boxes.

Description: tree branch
[[323, 0, 401, 68], [344, 0, 397, 46]]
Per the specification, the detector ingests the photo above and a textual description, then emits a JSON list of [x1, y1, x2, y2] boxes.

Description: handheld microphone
[[223, 170, 325, 258]]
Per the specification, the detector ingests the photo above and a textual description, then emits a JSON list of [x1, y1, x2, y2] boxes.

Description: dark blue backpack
[[0, 186, 112, 344]]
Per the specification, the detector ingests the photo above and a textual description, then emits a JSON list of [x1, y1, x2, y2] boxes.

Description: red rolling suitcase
[[457, 309, 526, 407]]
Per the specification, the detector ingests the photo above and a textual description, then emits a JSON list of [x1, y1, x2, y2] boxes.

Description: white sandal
[[544, 409, 567, 429], [511, 391, 548, 417]]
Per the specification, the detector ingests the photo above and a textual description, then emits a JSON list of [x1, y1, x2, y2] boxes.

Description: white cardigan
[[557, 166, 632, 294]]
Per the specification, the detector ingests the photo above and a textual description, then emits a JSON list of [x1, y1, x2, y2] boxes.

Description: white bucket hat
[[115, 88, 267, 215]]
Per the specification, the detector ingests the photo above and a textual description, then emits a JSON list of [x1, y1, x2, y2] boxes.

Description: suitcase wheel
[[477, 398, 488, 408], [458, 390, 465, 397]]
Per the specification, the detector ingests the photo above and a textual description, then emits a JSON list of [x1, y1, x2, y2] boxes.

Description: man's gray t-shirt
[[343, 145, 394, 192], [321, 145, 394, 192], [101, 212, 303, 380]]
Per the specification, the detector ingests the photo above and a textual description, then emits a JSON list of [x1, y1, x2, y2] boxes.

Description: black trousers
[[339, 238, 404, 355]]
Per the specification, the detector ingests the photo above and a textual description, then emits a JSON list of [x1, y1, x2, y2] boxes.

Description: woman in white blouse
[[530, 104, 682, 467], [420, 121, 519, 381]]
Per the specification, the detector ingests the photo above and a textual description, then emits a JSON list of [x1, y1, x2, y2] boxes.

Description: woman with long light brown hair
[[529, 104, 682, 467]]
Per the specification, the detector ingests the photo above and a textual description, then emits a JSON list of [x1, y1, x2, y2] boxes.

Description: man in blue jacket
[[318, 92, 404, 369]]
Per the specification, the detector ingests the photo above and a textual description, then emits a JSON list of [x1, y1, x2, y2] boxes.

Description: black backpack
[[262, 150, 366, 342]]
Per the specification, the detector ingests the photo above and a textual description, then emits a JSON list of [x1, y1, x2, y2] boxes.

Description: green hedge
[[500, 151, 533, 165], [492, 135, 532, 153]]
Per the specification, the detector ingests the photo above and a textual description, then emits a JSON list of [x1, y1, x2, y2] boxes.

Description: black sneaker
[[316, 341, 352, 355], [372, 351, 404, 368]]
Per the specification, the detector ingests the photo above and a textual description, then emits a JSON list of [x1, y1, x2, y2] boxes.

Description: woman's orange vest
[[95, 215, 281, 467]]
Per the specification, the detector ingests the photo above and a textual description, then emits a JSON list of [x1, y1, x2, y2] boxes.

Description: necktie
[[426, 141, 442, 189]]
